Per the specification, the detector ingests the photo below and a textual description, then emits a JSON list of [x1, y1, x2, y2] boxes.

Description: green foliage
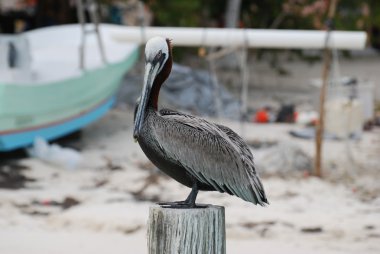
[[143, 0, 202, 27], [140, 0, 378, 47], [108, 0, 378, 44]]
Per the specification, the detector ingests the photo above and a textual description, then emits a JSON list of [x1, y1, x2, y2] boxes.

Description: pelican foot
[[157, 201, 207, 209], [158, 200, 187, 206], [158, 183, 205, 209]]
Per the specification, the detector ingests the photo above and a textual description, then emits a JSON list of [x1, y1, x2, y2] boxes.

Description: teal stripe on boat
[[0, 48, 139, 132], [0, 96, 114, 151]]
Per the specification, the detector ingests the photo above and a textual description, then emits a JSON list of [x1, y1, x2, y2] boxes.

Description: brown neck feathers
[[149, 39, 173, 110]]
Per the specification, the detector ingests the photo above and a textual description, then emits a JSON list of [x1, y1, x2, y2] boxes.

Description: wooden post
[[147, 205, 226, 254], [314, 0, 339, 178]]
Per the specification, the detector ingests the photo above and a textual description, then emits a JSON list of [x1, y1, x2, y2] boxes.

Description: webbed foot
[[157, 201, 207, 209], [157, 182, 206, 209]]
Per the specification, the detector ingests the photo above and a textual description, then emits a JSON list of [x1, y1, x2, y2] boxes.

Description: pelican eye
[[155, 50, 163, 61], [152, 50, 164, 64]]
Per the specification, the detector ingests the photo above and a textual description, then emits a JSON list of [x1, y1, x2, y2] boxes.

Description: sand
[[1, 108, 379, 254]]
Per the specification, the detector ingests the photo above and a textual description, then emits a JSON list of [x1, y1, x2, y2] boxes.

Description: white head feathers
[[145, 37, 169, 73]]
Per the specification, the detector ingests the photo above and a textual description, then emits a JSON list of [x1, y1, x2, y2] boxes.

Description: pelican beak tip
[[133, 132, 139, 143]]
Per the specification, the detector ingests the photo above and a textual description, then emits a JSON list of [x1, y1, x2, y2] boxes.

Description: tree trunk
[[225, 0, 242, 28]]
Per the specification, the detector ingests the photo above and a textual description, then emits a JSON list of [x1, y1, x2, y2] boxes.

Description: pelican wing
[[155, 109, 268, 205]]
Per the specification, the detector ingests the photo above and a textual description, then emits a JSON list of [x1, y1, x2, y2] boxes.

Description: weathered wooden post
[[148, 205, 226, 254]]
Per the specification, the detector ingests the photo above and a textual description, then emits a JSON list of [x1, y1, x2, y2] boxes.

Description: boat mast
[[76, 0, 107, 70]]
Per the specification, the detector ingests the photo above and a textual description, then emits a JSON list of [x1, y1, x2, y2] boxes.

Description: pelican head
[[144, 36, 170, 72], [133, 37, 171, 141]]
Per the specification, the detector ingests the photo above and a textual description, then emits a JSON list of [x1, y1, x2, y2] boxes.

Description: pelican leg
[[158, 182, 205, 208], [185, 182, 198, 207]]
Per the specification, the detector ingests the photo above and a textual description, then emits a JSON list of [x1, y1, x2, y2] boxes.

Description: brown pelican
[[133, 37, 268, 208]]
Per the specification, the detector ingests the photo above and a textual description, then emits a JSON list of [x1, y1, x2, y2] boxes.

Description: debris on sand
[[301, 227, 323, 233], [31, 196, 81, 210], [13, 196, 81, 217], [241, 221, 277, 229], [27, 137, 83, 170], [24, 196, 81, 210], [130, 172, 163, 203], [0, 162, 35, 189], [255, 141, 313, 176], [103, 156, 123, 171], [122, 225, 143, 235], [246, 139, 278, 149]]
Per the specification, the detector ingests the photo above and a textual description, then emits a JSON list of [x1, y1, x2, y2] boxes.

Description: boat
[[0, 24, 139, 151], [1, 23, 366, 152]]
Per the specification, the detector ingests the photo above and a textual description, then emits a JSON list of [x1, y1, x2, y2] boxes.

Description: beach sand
[[1, 108, 379, 254]]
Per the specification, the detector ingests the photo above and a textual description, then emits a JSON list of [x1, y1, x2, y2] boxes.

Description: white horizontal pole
[[112, 26, 367, 50]]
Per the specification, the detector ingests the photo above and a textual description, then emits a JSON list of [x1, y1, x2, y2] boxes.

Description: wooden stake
[[147, 205, 226, 254], [315, 0, 339, 177]]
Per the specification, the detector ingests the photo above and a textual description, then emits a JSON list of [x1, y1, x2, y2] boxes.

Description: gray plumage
[[135, 106, 268, 206], [133, 36, 268, 207]]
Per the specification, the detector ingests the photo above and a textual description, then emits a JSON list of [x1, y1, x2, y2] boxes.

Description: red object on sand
[[255, 110, 269, 123], [294, 111, 298, 121]]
